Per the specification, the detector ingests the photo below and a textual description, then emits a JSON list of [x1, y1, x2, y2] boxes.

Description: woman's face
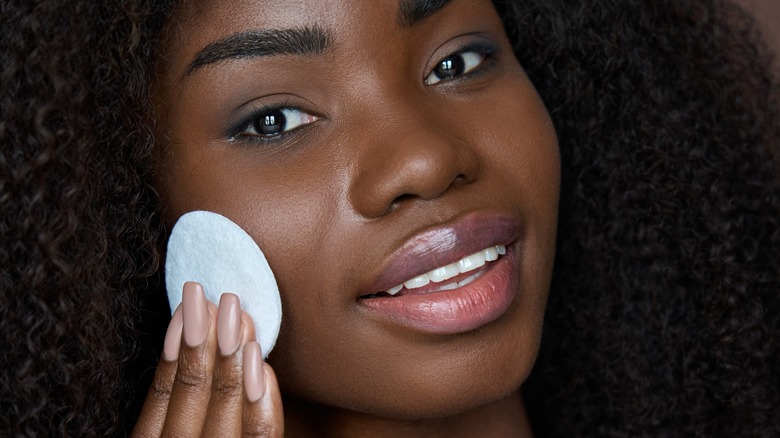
[[154, 0, 559, 419]]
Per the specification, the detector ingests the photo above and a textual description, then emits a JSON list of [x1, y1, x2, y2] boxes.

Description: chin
[[278, 306, 542, 422], [368, 355, 533, 421]]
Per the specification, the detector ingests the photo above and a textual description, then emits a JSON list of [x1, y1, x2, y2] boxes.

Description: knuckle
[[211, 374, 243, 398], [243, 419, 277, 438], [149, 373, 174, 400], [150, 376, 173, 400], [173, 364, 210, 391]]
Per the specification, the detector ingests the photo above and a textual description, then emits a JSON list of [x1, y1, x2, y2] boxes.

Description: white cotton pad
[[165, 210, 281, 359]]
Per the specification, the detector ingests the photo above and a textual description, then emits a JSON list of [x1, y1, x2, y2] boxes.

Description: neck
[[284, 389, 533, 438]]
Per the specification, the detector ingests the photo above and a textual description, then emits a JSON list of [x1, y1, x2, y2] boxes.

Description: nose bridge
[[348, 92, 479, 219]]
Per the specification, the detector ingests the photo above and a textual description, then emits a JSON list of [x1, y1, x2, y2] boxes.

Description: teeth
[[384, 245, 506, 294], [458, 272, 481, 287], [439, 282, 459, 291], [458, 252, 486, 273], [428, 263, 460, 283], [403, 274, 430, 290]]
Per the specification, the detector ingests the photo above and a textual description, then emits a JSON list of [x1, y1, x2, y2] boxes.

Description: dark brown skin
[[143, 0, 560, 436]]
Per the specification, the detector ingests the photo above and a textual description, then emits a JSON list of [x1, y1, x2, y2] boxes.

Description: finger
[[200, 293, 248, 436], [161, 281, 218, 437], [242, 343, 285, 437], [131, 305, 183, 438], [240, 309, 256, 343]]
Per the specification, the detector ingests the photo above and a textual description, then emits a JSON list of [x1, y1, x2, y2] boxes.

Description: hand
[[132, 282, 284, 437]]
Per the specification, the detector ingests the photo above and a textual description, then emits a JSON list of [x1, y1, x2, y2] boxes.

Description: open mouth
[[360, 244, 507, 298]]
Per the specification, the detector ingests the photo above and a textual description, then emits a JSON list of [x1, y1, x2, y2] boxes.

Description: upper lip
[[361, 211, 522, 296]]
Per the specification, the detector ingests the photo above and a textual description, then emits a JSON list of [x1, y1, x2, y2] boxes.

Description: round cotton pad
[[165, 210, 281, 359]]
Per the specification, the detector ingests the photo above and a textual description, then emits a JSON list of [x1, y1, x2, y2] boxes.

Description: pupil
[[256, 110, 285, 135], [435, 55, 465, 80]]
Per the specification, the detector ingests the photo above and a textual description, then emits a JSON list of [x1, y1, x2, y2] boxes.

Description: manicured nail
[[217, 293, 241, 356], [243, 342, 265, 402], [163, 305, 183, 361], [182, 281, 208, 347]]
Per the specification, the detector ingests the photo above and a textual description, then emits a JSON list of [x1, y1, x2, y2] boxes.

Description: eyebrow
[[186, 25, 331, 75], [397, 0, 453, 28]]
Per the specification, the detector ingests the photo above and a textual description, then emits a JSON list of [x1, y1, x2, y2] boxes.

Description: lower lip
[[358, 251, 518, 335]]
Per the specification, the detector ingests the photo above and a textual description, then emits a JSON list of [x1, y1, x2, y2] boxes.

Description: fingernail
[[182, 281, 208, 347], [217, 293, 241, 356], [243, 342, 265, 402], [163, 305, 183, 361]]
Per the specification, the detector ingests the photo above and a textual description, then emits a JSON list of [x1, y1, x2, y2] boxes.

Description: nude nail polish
[[217, 293, 241, 356], [243, 342, 265, 402], [182, 281, 208, 347], [163, 305, 183, 361]]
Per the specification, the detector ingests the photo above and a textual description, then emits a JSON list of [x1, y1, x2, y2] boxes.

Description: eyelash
[[229, 41, 499, 144], [229, 103, 320, 144], [425, 41, 499, 85]]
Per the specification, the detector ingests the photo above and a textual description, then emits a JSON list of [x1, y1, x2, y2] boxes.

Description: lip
[[357, 211, 522, 335], [359, 250, 519, 335], [363, 211, 522, 294]]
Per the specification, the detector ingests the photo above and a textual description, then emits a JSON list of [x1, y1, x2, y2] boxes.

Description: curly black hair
[[1, 0, 778, 436], [1, 1, 174, 435], [502, 1, 780, 435]]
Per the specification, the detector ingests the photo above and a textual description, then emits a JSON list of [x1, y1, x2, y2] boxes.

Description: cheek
[[462, 74, 560, 222], [158, 137, 346, 306]]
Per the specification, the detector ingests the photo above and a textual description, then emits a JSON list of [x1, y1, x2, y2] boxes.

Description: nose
[[348, 111, 480, 219]]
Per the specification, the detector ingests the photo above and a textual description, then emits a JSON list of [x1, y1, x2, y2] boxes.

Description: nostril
[[389, 193, 415, 212], [447, 174, 469, 191], [454, 170, 479, 187]]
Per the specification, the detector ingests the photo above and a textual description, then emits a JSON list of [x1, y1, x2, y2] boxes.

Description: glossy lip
[[362, 211, 522, 295], [357, 212, 522, 335]]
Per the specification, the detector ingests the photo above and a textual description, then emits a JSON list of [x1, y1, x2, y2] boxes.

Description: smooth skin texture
[[148, 0, 560, 435]]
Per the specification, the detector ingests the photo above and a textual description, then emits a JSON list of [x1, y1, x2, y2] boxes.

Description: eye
[[425, 49, 487, 85], [233, 107, 319, 141]]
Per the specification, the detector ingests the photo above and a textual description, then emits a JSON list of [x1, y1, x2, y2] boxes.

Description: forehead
[[160, 0, 490, 79], [169, 0, 453, 39]]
